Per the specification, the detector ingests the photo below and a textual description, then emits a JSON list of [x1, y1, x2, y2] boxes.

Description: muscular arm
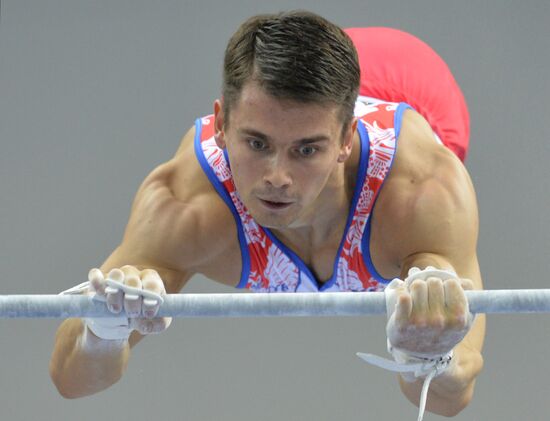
[[381, 110, 485, 416], [49, 127, 238, 398]]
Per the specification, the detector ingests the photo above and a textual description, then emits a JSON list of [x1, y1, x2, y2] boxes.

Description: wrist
[[388, 341, 454, 382]]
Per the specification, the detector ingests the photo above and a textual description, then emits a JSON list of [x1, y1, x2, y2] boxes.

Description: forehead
[[229, 82, 342, 138]]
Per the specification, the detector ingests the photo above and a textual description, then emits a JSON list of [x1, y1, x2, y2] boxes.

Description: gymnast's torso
[[194, 100, 412, 292]]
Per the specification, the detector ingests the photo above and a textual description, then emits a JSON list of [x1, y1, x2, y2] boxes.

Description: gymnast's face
[[214, 82, 354, 229]]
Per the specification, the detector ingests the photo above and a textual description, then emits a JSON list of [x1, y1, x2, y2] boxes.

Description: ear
[[337, 117, 358, 162], [213, 98, 226, 149]]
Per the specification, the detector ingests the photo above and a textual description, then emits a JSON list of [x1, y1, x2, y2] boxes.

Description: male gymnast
[[50, 10, 485, 417]]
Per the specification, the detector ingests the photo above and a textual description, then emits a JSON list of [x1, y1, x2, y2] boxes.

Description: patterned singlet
[[194, 100, 412, 293]]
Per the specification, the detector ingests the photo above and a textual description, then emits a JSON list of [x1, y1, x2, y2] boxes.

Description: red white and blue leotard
[[195, 101, 411, 292], [193, 27, 470, 293]]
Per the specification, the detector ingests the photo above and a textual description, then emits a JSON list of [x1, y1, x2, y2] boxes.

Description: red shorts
[[345, 27, 470, 161]]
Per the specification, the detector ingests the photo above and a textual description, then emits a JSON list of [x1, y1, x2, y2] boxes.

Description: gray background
[[1, 0, 549, 420]]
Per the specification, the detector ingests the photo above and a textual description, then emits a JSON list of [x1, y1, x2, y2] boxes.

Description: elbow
[[433, 380, 476, 417], [435, 349, 484, 417], [54, 384, 83, 400], [438, 390, 474, 417], [49, 366, 77, 399], [49, 360, 117, 400], [49, 363, 82, 399]]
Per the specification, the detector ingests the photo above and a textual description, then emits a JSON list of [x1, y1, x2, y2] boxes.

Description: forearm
[[49, 318, 131, 398], [399, 315, 485, 417]]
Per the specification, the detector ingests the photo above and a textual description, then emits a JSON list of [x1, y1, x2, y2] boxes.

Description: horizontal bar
[[1, 289, 550, 318]]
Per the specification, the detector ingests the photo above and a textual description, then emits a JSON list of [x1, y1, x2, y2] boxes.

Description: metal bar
[[1, 289, 550, 318]]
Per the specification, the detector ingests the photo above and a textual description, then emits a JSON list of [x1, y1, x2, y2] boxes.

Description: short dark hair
[[222, 10, 360, 133]]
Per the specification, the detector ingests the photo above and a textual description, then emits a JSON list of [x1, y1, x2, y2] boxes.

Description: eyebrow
[[238, 128, 331, 145]]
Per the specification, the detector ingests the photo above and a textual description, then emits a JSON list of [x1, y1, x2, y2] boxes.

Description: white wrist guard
[[358, 340, 454, 382], [357, 266, 459, 421]]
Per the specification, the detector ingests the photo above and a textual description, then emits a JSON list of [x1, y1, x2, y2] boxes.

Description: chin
[[252, 214, 292, 229], [248, 208, 295, 229]]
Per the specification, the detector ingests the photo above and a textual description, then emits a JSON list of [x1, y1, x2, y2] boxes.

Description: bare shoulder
[[373, 109, 479, 268], [114, 126, 240, 288]]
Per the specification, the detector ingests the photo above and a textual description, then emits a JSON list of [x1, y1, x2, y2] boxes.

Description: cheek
[[230, 155, 262, 191], [294, 163, 330, 196], [304, 155, 337, 179]]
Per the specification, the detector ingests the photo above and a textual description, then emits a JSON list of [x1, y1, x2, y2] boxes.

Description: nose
[[262, 155, 292, 189]]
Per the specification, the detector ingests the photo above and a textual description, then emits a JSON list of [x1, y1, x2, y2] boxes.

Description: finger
[[394, 290, 412, 328], [409, 279, 428, 321], [105, 268, 125, 313], [88, 268, 106, 295], [122, 273, 143, 318], [427, 277, 445, 314], [444, 279, 469, 327], [141, 269, 165, 318], [460, 278, 475, 291]]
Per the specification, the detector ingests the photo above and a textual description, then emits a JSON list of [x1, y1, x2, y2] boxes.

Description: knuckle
[[124, 275, 142, 288], [429, 314, 445, 330], [142, 276, 161, 287], [462, 279, 475, 290], [143, 278, 165, 293], [410, 280, 426, 292], [409, 315, 427, 328], [444, 278, 460, 289], [410, 279, 423, 287], [447, 312, 467, 329], [107, 268, 125, 282], [427, 277, 443, 287]]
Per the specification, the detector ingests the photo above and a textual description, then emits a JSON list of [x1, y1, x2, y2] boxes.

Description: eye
[[248, 138, 267, 151], [297, 145, 318, 157]]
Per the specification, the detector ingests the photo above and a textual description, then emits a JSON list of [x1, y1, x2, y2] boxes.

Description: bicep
[[397, 157, 481, 286]]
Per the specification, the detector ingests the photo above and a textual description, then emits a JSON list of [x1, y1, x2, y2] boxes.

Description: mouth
[[257, 198, 294, 210]]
